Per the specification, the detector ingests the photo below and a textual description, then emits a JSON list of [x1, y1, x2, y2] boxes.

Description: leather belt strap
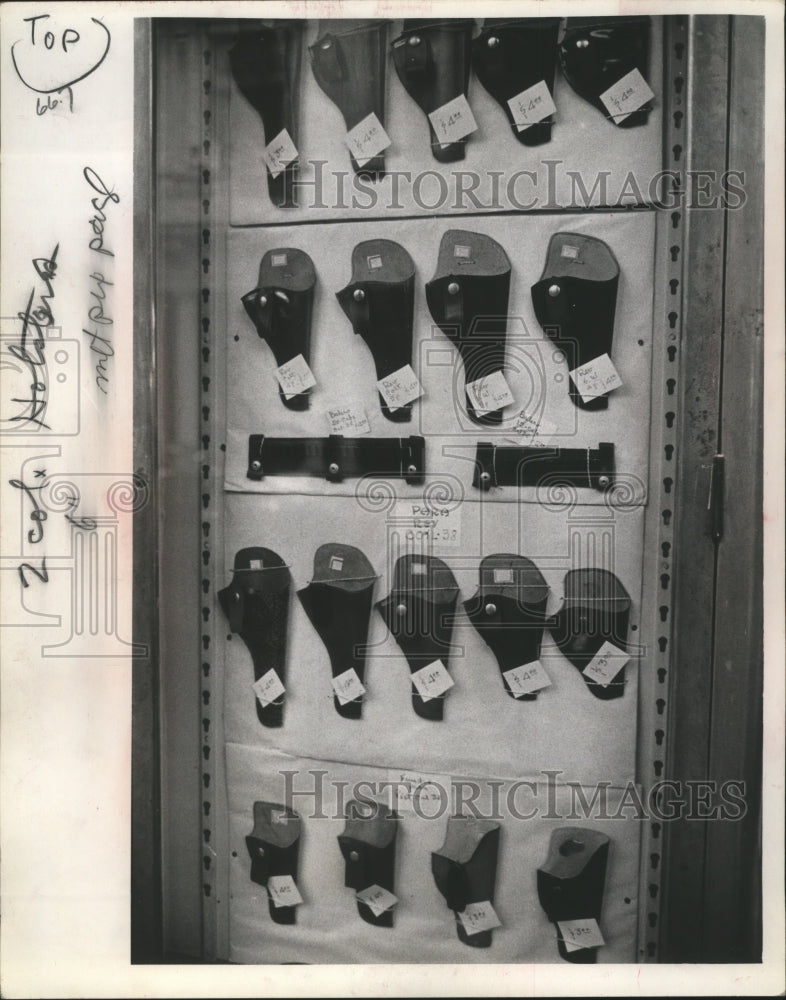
[[472, 441, 614, 492], [248, 434, 425, 485]]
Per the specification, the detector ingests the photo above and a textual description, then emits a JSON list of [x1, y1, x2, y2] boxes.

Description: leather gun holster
[[392, 19, 475, 162], [531, 232, 620, 411], [472, 18, 561, 146], [229, 21, 304, 208], [549, 569, 631, 700], [432, 816, 501, 948], [336, 239, 417, 423], [218, 548, 291, 728], [241, 248, 316, 411], [245, 801, 303, 924], [537, 827, 610, 962], [463, 554, 550, 700], [426, 230, 512, 425], [310, 20, 390, 179], [337, 800, 399, 927], [297, 543, 376, 719], [376, 555, 460, 721]]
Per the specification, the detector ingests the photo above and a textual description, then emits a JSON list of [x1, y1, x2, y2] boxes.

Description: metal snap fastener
[[321, 39, 332, 49], [353, 289, 365, 301], [329, 462, 340, 475], [548, 284, 561, 297], [232, 592, 240, 603], [577, 38, 589, 49], [448, 282, 460, 295], [487, 36, 500, 48], [251, 460, 262, 472], [396, 603, 407, 616], [408, 35, 421, 46], [485, 603, 497, 616], [349, 850, 360, 862], [257, 846, 265, 857], [407, 464, 417, 474], [598, 475, 611, 488], [258, 295, 268, 307], [480, 471, 491, 485]]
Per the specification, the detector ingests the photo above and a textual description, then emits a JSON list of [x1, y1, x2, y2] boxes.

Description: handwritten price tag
[[386, 769, 449, 814], [557, 917, 605, 951], [410, 660, 454, 702], [332, 667, 366, 705], [267, 874, 304, 908], [275, 353, 316, 400], [466, 370, 514, 414], [261, 128, 298, 179], [509, 410, 558, 447], [600, 68, 655, 123], [252, 669, 285, 707], [357, 884, 399, 917], [582, 641, 629, 687], [392, 501, 461, 549], [346, 112, 391, 167], [569, 353, 622, 403], [377, 364, 423, 411], [325, 403, 370, 436], [507, 80, 557, 132], [458, 901, 502, 935], [503, 660, 552, 697], [428, 94, 478, 144]]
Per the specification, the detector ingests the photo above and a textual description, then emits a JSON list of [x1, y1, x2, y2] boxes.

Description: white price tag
[[332, 667, 367, 705], [466, 370, 514, 414], [502, 660, 552, 697], [261, 128, 299, 179], [428, 93, 478, 144], [267, 874, 303, 908], [346, 112, 391, 167], [410, 660, 454, 702], [386, 770, 449, 814], [356, 884, 399, 917], [377, 364, 423, 411], [392, 501, 461, 549], [599, 68, 655, 123], [252, 669, 285, 707], [582, 641, 629, 687], [507, 80, 557, 132], [510, 410, 558, 447], [558, 917, 605, 951], [326, 403, 371, 436], [275, 354, 317, 400], [458, 901, 502, 935], [569, 353, 623, 403]]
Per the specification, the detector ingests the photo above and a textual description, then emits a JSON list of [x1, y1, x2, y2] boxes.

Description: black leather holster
[[241, 248, 316, 411], [337, 800, 399, 927], [472, 18, 561, 146], [247, 434, 425, 484], [392, 19, 475, 162], [218, 548, 291, 728], [537, 827, 610, 962], [297, 543, 376, 719], [473, 441, 615, 492], [432, 816, 501, 948], [336, 239, 416, 423], [463, 554, 550, 700], [426, 230, 512, 426], [229, 21, 304, 208], [245, 801, 303, 924], [376, 554, 460, 721], [310, 20, 390, 179], [531, 233, 620, 411]]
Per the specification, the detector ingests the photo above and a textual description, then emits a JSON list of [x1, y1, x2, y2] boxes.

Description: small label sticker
[[329, 556, 344, 572], [392, 501, 462, 549], [325, 403, 371, 436], [410, 562, 427, 576], [261, 128, 299, 179], [466, 370, 515, 414], [493, 568, 514, 583], [569, 353, 623, 403], [332, 667, 367, 705], [271, 810, 290, 825], [357, 885, 399, 917], [346, 111, 391, 167], [249, 559, 264, 569], [367, 254, 383, 270], [252, 669, 285, 707], [275, 354, 317, 400], [599, 67, 655, 123], [271, 253, 288, 267], [560, 244, 581, 260], [410, 660, 454, 702], [453, 244, 471, 258], [386, 770, 450, 814], [507, 79, 557, 131], [510, 410, 558, 448], [377, 364, 423, 411], [503, 660, 552, 697], [428, 93, 478, 144], [458, 901, 502, 935], [557, 917, 605, 951], [267, 874, 304, 908], [582, 641, 629, 687]]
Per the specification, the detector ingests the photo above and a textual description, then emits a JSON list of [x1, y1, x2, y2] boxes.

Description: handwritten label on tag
[[569, 353, 622, 403], [507, 80, 557, 131], [357, 884, 399, 917], [267, 874, 303, 908], [466, 370, 514, 414], [252, 669, 285, 707], [428, 94, 478, 144], [458, 901, 502, 935], [600, 68, 655, 123], [326, 403, 371, 436], [392, 501, 462, 549], [332, 667, 366, 705], [377, 364, 423, 411], [509, 410, 558, 448], [346, 112, 391, 167], [261, 128, 298, 179], [410, 660, 454, 702], [275, 354, 316, 400], [582, 641, 629, 687], [503, 660, 552, 697], [558, 917, 605, 951], [387, 770, 449, 814]]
